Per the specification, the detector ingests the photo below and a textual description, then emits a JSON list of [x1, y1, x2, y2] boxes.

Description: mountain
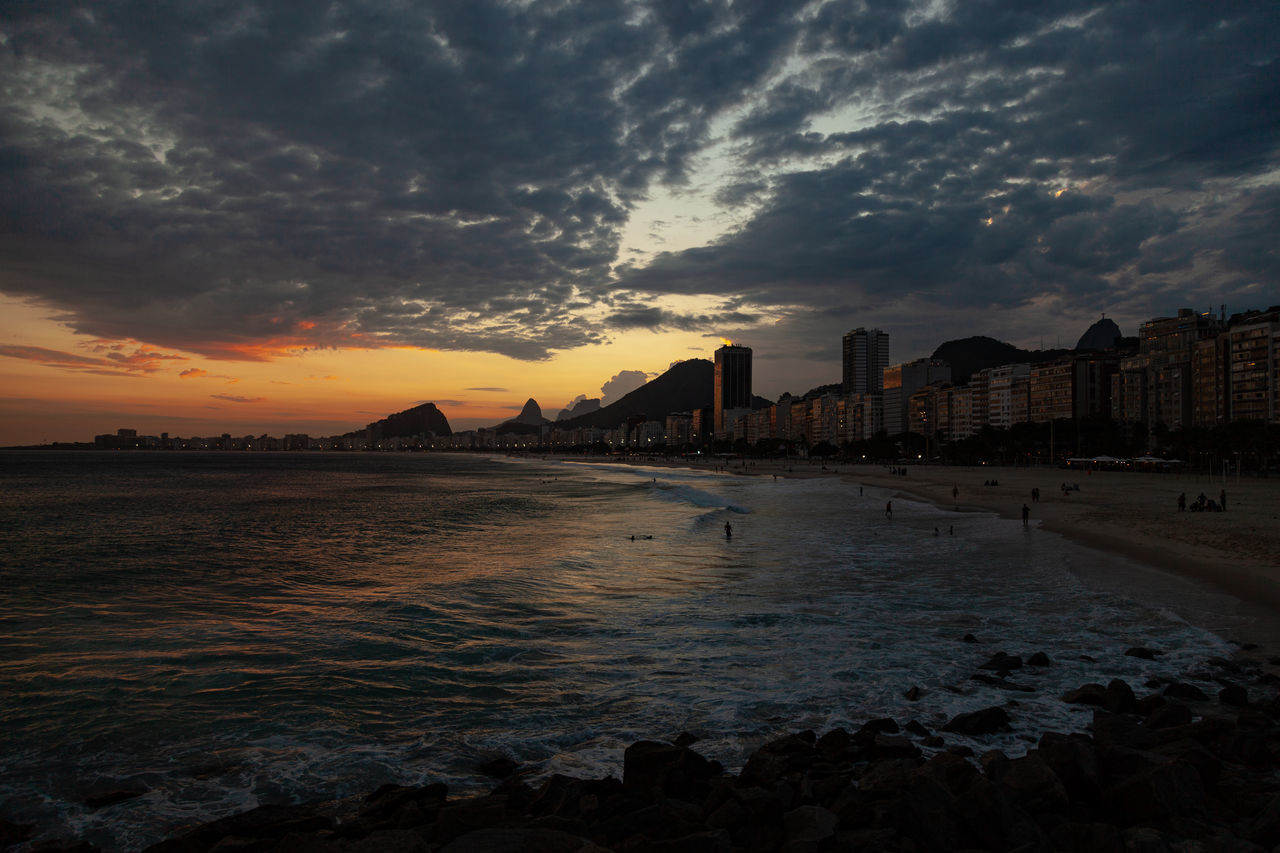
[[513, 398, 545, 425], [559, 359, 715, 429], [930, 336, 1071, 385], [555, 358, 773, 430], [365, 402, 451, 437], [489, 398, 550, 434], [1076, 316, 1124, 351], [556, 397, 601, 421]]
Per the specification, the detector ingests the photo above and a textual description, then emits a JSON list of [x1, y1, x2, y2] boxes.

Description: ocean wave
[[652, 482, 751, 514]]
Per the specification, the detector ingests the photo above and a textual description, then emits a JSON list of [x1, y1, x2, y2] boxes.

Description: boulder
[[1163, 682, 1209, 702], [1104, 758, 1207, 828], [439, 828, 611, 852], [978, 652, 1023, 672], [942, 706, 1012, 736], [622, 741, 721, 801]]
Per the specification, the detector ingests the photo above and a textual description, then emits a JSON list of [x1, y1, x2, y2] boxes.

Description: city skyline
[[2, 2, 1278, 446]]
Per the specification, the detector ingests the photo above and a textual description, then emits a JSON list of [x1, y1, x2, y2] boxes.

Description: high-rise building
[[713, 344, 752, 438], [882, 358, 950, 435], [841, 328, 890, 395]]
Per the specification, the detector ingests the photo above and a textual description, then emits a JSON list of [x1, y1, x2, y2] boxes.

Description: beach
[[586, 454, 1280, 644]]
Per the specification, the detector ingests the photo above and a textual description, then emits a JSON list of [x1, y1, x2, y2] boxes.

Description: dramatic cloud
[[211, 394, 265, 404], [600, 369, 649, 406], [0, 0, 1276, 367]]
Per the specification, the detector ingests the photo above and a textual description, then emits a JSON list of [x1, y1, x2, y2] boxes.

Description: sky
[[1, 0, 1277, 445]]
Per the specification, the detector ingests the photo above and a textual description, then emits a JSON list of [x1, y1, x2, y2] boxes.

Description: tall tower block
[[842, 328, 890, 394], [714, 344, 753, 438]]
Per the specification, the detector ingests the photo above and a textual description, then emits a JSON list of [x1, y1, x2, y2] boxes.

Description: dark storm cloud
[[620, 0, 1280, 330], [0, 0, 1276, 363]]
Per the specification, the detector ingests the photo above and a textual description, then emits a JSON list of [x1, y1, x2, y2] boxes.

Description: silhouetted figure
[[885, 500, 893, 518], [1022, 504, 1030, 528], [724, 521, 733, 538], [952, 485, 959, 501], [1220, 489, 1227, 511], [1177, 492, 1186, 512], [948, 525, 954, 536]]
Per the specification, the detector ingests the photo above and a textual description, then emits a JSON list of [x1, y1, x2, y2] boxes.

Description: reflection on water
[[0, 451, 1233, 850]]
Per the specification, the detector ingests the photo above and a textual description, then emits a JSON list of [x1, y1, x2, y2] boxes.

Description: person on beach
[[724, 521, 733, 538], [885, 500, 892, 518], [952, 485, 959, 501], [1022, 503, 1030, 528], [1221, 489, 1227, 511], [1178, 492, 1186, 512]]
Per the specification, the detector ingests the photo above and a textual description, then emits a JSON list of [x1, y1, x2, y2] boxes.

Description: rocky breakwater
[[13, 649, 1280, 852]]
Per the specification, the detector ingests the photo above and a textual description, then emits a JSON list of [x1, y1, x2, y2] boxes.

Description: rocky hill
[[931, 337, 1072, 385], [557, 359, 771, 430], [363, 402, 451, 437]]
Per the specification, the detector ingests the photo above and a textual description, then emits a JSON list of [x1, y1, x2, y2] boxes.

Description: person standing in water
[[724, 521, 733, 538], [885, 500, 892, 518]]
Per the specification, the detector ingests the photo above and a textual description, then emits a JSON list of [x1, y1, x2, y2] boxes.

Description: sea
[[0, 450, 1259, 850]]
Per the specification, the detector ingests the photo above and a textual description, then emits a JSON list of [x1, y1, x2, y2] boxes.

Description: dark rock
[[857, 758, 925, 797], [1134, 693, 1167, 717], [904, 719, 930, 737], [1047, 821, 1125, 852], [0, 820, 34, 847], [527, 775, 620, 820], [1104, 758, 1207, 828], [919, 751, 979, 796], [962, 633, 979, 643], [1037, 732, 1101, 804], [1220, 682, 1250, 707], [1125, 647, 1160, 660], [1092, 710, 1158, 752], [1061, 683, 1109, 706], [942, 706, 1011, 736], [439, 827, 610, 852], [978, 652, 1023, 672], [84, 782, 148, 810], [429, 795, 513, 846], [144, 803, 333, 852], [783, 804, 838, 843], [1153, 738, 1223, 787], [357, 783, 449, 831], [1145, 701, 1193, 730], [477, 757, 522, 779], [856, 717, 899, 736], [347, 829, 430, 853], [1027, 651, 1052, 667], [1248, 792, 1280, 848], [991, 753, 1070, 815], [1164, 681, 1209, 701], [952, 774, 1047, 851], [673, 732, 700, 748], [815, 727, 851, 758], [736, 733, 815, 790], [903, 685, 923, 701], [868, 734, 921, 761], [1104, 679, 1137, 714], [275, 831, 342, 853], [623, 741, 721, 801]]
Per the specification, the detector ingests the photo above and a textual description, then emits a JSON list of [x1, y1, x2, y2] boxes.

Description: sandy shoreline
[[553, 453, 1280, 645]]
